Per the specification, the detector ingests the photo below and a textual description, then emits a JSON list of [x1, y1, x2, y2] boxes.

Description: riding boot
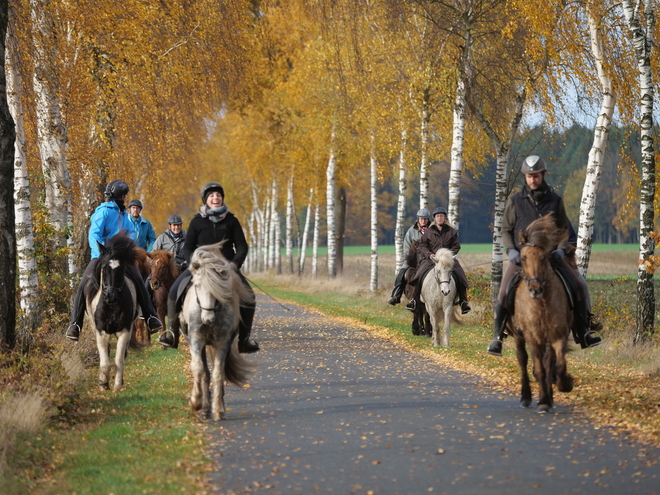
[[457, 284, 471, 314], [388, 267, 407, 305], [238, 304, 259, 353], [487, 304, 509, 356], [66, 281, 87, 341], [158, 298, 178, 348], [572, 299, 603, 349]]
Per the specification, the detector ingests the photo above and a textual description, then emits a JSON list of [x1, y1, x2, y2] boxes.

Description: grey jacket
[[152, 229, 187, 268], [402, 222, 426, 269]]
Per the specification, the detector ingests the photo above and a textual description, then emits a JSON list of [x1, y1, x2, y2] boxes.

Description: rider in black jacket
[[156, 182, 259, 353]]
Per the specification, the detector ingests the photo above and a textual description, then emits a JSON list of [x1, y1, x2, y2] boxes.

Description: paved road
[[206, 295, 659, 495]]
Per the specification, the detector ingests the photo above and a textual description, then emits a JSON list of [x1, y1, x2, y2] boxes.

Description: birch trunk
[[285, 175, 294, 274], [419, 95, 430, 211], [576, 9, 616, 277], [7, 25, 38, 332], [268, 181, 278, 271], [326, 137, 337, 278], [448, 26, 475, 231], [31, 0, 72, 271], [312, 203, 320, 279], [621, 0, 656, 341], [251, 181, 266, 272], [299, 188, 313, 275], [394, 128, 408, 273], [274, 200, 281, 275], [369, 141, 378, 293]]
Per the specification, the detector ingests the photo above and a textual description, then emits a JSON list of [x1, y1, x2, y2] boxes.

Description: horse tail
[[224, 338, 255, 387]]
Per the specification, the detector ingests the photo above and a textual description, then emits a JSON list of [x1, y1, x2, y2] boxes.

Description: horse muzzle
[[201, 311, 216, 325], [150, 278, 161, 291]]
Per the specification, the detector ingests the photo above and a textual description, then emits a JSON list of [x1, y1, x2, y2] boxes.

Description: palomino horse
[[179, 242, 254, 420], [84, 234, 145, 391], [510, 214, 574, 413], [420, 248, 459, 347], [143, 250, 180, 345]]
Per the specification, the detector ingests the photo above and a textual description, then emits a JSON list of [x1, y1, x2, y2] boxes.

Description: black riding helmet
[[128, 199, 143, 210], [432, 207, 448, 216], [201, 182, 225, 203], [168, 214, 183, 225], [104, 180, 130, 200]]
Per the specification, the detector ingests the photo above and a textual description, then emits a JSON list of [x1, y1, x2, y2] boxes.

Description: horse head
[[97, 236, 136, 305], [148, 251, 175, 291], [432, 248, 455, 296], [519, 215, 562, 299]]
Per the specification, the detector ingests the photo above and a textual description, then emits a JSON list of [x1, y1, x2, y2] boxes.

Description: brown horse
[[510, 214, 574, 413], [144, 250, 180, 345], [404, 241, 432, 337], [131, 247, 152, 343]]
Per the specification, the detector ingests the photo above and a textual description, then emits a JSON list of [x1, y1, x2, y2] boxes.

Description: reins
[[520, 242, 547, 287]]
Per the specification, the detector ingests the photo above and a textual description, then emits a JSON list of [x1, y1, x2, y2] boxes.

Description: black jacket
[[183, 212, 248, 269]]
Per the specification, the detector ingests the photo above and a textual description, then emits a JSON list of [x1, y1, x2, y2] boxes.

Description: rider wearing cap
[[152, 215, 187, 269], [127, 199, 157, 252], [65, 180, 163, 341], [388, 208, 431, 306], [408, 207, 471, 314], [486, 155, 603, 356], [157, 182, 259, 353]]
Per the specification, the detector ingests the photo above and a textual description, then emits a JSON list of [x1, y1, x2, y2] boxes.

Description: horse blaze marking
[[109, 259, 120, 269]]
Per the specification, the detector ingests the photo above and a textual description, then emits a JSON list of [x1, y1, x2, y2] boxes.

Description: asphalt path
[[206, 294, 659, 495]]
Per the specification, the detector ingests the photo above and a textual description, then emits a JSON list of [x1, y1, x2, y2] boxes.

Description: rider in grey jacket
[[152, 215, 187, 269]]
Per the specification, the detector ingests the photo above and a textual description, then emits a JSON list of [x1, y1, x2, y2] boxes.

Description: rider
[[388, 208, 431, 306], [407, 207, 471, 314], [152, 215, 187, 270], [157, 182, 260, 353], [486, 155, 603, 356], [65, 180, 163, 341], [127, 199, 157, 252]]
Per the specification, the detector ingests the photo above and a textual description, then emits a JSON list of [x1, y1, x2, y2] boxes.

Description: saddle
[[174, 272, 193, 312], [504, 262, 577, 315]]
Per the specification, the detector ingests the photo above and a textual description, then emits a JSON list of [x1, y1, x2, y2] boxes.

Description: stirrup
[[66, 323, 81, 341], [583, 330, 603, 349], [158, 329, 176, 347], [146, 315, 163, 333], [405, 300, 416, 311]]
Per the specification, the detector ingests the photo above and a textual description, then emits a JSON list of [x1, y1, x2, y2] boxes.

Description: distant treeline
[[340, 124, 641, 246]]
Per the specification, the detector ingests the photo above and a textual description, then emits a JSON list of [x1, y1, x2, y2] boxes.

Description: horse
[[179, 242, 255, 420], [84, 234, 145, 391], [405, 240, 432, 337], [131, 247, 152, 343], [510, 214, 574, 413], [142, 250, 180, 345], [420, 248, 459, 347]]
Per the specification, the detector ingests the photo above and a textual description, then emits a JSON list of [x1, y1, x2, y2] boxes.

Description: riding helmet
[[520, 155, 547, 175], [168, 214, 183, 225], [104, 180, 130, 200], [201, 182, 225, 203], [432, 207, 448, 217], [416, 208, 431, 219], [128, 199, 143, 210]]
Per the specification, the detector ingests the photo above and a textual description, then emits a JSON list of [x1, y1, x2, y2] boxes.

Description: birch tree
[[620, 0, 656, 342], [299, 188, 313, 274], [326, 132, 337, 278], [394, 127, 408, 273], [369, 138, 378, 292], [285, 175, 295, 274]]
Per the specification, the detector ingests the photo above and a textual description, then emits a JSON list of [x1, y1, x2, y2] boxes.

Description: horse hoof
[[537, 404, 551, 414], [99, 382, 110, 391], [212, 412, 225, 421], [197, 410, 210, 420], [520, 399, 531, 408]]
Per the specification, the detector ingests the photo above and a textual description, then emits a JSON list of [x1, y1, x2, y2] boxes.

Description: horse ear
[[519, 231, 528, 245], [191, 261, 200, 271], [146, 252, 154, 259], [98, 242, 107, 255]]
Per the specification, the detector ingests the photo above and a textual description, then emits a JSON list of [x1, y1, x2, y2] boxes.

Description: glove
[[552, 249, 565, 261], [507, 249, 520, 264]]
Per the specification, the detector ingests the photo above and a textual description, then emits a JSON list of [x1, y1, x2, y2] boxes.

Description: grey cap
[[168, 215, 183, 225], [416, 208, 431, 219], [432, 207, 448, 216], [521, 155, 547, 174], [128, 199, 143, 210]]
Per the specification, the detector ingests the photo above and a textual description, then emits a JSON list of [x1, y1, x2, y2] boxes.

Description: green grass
[[28, 344, 208, 495]]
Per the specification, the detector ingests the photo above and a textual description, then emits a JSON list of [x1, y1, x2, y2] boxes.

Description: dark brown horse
[[144, 250, 180, 345], [131, 247, 152, 343], [510, 214, 574, 413], [404, 240, 432, 337]]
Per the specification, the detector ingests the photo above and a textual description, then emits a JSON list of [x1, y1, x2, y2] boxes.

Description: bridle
[[195, 285, 219, 312], [520, 242, 547, 288]]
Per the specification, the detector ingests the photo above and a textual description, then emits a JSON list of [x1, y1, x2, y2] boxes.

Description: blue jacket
[[88, 201, 135, 258], [130, 215, 157, 251]]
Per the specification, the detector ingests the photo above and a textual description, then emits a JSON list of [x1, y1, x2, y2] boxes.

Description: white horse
[[180, 242, 255, 420], [420, 248, 459, 347]]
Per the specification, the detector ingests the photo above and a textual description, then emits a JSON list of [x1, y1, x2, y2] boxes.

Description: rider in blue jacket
[[65, 180, 163, 341], [127, 199, 157, 251]]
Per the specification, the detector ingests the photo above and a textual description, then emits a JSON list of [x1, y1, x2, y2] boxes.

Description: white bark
[[369, 142, 379, 293], [299, 188, 313, 275], [447, 69, 467, 232], [31, 0, 73, 271], [621, 0, 656, 341], [268, 181, 279, 271], [312, 203, 320, 279], [394, 128, 408, 273], [326, 135, 337, 278], [250, 181, 266, 272], [419, 104, 430, 211], [7, 31, 39, 324], [576, 9, 616, 277], [285, 175, 294, 274]]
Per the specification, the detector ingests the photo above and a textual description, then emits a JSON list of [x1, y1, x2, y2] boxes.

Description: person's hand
[[430, 254, 436, 260], [507, 249, 520, 264], [552, 248, 565, 261]]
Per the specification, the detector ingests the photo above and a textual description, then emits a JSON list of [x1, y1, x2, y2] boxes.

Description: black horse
[[404, 240, 432, 337], [84, 234, 144, 391]]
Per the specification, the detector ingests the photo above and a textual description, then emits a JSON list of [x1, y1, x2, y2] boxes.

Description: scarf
[[168, 229, 184, 239], [526, 182, 548, 204], [200, 204, 229, 223]]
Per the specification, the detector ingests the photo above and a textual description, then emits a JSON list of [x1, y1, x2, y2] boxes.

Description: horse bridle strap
[[520, 242, 546, 287], [195, 286, 219, 312]]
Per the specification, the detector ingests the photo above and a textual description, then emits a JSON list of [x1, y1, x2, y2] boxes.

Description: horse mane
[[151, 250, 179, 279], [189, 242, 255, 309], [406, 240, 420, 268], [433, 248, 455, 269], [103, 234, 138, 264], [519, 214, 568, 252]]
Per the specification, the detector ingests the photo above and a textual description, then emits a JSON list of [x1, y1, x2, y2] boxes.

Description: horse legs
[[96, 332, 111, 391], [553, 340, 574, 393], [531, 345, 551, 413], [423, 308, 432, 337], [429, 305, 442, 347], [440, 300, 452, 347], [113, 330, 131, 392], [189, 339, 209, 418], [211, 344, 227, 421], [515, 335, 532, 408]]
